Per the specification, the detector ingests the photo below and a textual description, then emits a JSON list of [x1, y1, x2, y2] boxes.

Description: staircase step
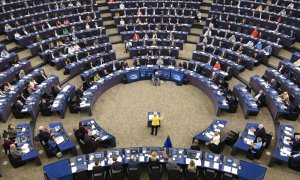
[[187, 35, 200, 43], [103, 20, 115, 26], [109, 35, 122, 43]]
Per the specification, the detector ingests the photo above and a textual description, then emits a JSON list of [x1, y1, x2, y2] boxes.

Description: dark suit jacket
[[148, 158, 160, 169], [255, 127, 267, 139], [76, 88, 83, 99], [128, 160, 139, 169], [93, 165, 105, 174], [111, 161, 123, 171], [15, 103, 23, 112], [39, 130, 51, 142]]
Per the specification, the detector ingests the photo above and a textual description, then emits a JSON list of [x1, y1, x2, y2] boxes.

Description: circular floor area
[[1, 80, 299, 180]]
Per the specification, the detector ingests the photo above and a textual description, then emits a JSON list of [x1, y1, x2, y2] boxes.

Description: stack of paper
[[55, 136, 65, 144]]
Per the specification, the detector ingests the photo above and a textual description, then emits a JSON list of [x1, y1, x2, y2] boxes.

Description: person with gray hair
[[128, 155, 139, 169], [166, 158, 182, 172]]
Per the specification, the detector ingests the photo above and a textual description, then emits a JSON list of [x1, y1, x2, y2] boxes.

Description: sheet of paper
[[88, 163, 95, 171], [204, 160, 210, 167], [71, 166, 77, 173], [232, 167, 238, 174], [185, 158, 191, 164], [223, 165, 231, 172], [195, 160, 201, 166], [213, 162, 219, 169], [139, 156, 144, 162]]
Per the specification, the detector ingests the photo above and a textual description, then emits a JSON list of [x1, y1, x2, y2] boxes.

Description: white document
[[185, 158, 191, 164], [204, 161, 210, 167], [231, 167, 238, 174], [213, 163, 219, 169], [71, 166, 77, 173], [195, 160, 201, 166], [55, 136, 64, 144], [117, 156, 122, 162], [139, 156, 145, 162], [223, 165, 231, 172], [88, 163, 95, 171]]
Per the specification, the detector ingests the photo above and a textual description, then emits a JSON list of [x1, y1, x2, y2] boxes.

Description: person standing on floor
[[151, 112, 164, 136]]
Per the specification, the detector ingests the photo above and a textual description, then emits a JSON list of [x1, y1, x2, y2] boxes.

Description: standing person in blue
[[150, 112, 164, 136]]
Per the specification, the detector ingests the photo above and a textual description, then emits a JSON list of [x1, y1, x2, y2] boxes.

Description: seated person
[[148, 151, 160, 169], [255, 42, 263, 50], [93, 160, 105, 176], [156, 57, 164, 66], [40, 98, 52, 112], [14, 100, 24, 112], [53, 84, 62, 96], [128, 155, 139, 169], [47, 135, 60, 156], [251, 28, 259, 37], [288, 151, 300, 171], [208, 72, 218, 82], [9, 144, 22, 160], [279, 91, 289, 103], [253, 124, 266, 139], [133, 33, 140, 40], [187, 160, 197, 172], [263, 45, 272, 55], [270, 79, 279, 92], [111, 156, 123, 172], [93, 73, 101, 82], [76, 86, 84, 100], [84, 130, 100, 153], [77, 122, 87, 140], [254, 90, 265, 108], [1, 49, 9, 58], [178, 61, 187, 69], [3, 133, 15, 152], [213, 61, 221, 70], [38, 126, 51, 143], [248, 137, 263, 160], [190, 139, 200, 150], [7, 124, 17, 140], [288, 132, 300, 151], [166, 158, 182, 172], [122, 60, 129, 69], [133, 60, 141, 67], [3, 82, 12, 92], [27, 84, 35, 94], [206, 132, 220, 146], [83, 80, 93, 91]]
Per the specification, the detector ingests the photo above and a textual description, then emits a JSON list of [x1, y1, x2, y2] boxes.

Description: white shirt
[[210, 135, 220, 145], [1, 50, 9, 58], [119, 3, 125, 10]]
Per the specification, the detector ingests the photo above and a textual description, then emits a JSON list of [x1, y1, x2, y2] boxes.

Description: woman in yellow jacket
[[151, 112, 164, 136]]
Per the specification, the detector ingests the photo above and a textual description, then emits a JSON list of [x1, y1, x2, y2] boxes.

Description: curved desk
[[193, 120, 227, 143], [79, 65, 229, 116], [249, 75, 288, 120], [233, 83, 259, 119], [43, 146, 267, 180]]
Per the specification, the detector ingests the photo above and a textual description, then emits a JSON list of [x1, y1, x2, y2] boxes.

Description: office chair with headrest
[[148, 165, 162, 180], [110, 168, 123, 180], [225, 131, 240, 146], [185, 168, 199, 180], [204, 168, 217, 180], [92, 167, 106, 180], [127, 167, 140, 180], [168, 169, 182, 180], [208, 138, 226, 154], [221, 172, 237, 180]]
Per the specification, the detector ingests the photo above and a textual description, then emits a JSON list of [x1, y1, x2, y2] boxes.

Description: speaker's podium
[[147, 112, 161, 127]]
